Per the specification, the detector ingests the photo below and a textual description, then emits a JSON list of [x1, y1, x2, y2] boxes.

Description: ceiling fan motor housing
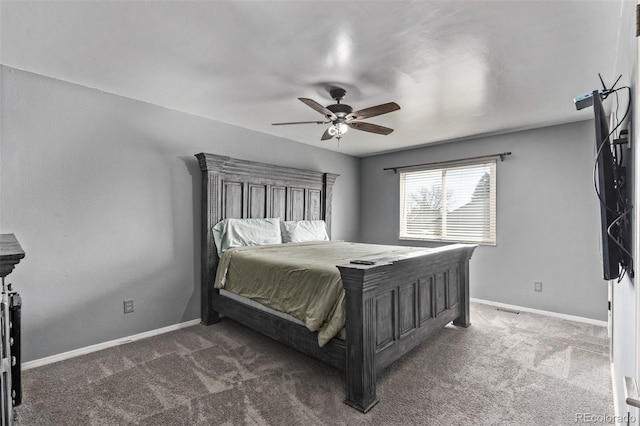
[[327, 103, 353, 117]]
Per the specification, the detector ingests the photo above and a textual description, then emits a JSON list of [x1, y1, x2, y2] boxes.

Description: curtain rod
[[383, 152, 512, 173]]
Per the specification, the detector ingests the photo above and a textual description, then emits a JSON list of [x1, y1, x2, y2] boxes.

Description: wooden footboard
[[337, 243, 476, 412]]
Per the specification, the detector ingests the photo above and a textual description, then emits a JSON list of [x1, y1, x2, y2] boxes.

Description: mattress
[[214, 240, 429, 346]]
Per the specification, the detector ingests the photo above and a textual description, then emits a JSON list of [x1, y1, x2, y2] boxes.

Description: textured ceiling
[[0, 1, 630, 157]]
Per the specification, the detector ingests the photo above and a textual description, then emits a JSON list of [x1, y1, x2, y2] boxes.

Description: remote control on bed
[[350, 260, 376, 265]]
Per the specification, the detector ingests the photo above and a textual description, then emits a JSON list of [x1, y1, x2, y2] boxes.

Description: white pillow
[[280, 220, 329, 243], [212, 218, 282, 257]]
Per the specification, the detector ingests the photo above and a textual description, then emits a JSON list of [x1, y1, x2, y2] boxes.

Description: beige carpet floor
[[15, 302, 613, 425]]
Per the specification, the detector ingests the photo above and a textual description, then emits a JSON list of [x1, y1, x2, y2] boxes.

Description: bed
[[195, 153, 477, 412]]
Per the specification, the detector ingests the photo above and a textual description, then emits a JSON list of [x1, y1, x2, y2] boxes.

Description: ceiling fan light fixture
[[327, 121, 348, 140]]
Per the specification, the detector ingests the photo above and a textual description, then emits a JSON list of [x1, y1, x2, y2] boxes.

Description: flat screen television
[[592, 90, 624, 280]]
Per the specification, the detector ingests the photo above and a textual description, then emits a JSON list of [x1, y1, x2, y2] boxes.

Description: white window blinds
[[399, 161, 497, 245]]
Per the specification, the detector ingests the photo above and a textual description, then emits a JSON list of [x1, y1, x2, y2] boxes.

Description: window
[[399, 161, 497, 245]]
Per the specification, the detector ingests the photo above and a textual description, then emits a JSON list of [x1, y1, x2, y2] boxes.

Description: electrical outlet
[[534, 281, 543, 292], [124, 299, 134, 314]]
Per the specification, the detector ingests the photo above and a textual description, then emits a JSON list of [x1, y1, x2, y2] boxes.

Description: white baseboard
[[471, 298, 608, 327], [22, 318, 201, 370]]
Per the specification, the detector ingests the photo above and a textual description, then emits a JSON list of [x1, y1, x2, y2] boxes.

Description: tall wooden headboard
[[195, 153, 339, 324]]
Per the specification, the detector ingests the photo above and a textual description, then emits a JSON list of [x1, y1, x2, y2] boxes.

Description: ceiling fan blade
[[272, 120, 330, 126], [348, 121, 394, 135], [348, 102, 400, 120], [299, 98, 337, 120], [321, 128, 335, 141]]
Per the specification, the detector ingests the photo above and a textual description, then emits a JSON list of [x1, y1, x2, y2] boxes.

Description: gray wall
[[610, 0, 637, 418], [360, 121, 607, 321], [0, 66, 360, 362]]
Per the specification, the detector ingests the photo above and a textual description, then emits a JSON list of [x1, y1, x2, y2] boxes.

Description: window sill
[[399, 236, 496, 246]]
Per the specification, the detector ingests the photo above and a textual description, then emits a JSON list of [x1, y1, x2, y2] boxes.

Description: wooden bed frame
[[195, 153, 477, 412]]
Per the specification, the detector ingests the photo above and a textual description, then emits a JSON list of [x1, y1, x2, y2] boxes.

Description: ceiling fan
[[272, 88, 400, 141]]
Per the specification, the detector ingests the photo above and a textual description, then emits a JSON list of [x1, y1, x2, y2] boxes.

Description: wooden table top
[[0, 234, 25, 278], [0, 234, 24, 261]]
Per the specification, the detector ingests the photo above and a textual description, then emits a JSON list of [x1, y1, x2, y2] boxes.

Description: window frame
[[398, 160, 497, 245]]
